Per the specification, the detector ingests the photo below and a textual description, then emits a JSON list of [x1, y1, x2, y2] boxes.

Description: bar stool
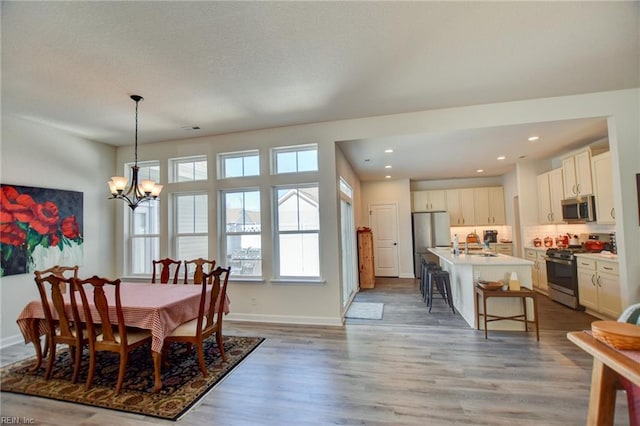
[[420, 259, 441, 301], [421, 262, 441, 302], [428, 270, 455, 313]]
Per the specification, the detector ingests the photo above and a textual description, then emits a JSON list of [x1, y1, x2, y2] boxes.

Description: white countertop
[[574, 252, 619, 262], [428, 247, 534, 266]]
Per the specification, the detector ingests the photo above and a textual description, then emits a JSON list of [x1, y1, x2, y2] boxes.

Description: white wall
[[0, 116, 116, 345]]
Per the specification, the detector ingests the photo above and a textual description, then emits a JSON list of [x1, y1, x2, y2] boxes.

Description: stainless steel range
[[545, 247, 586, 310]]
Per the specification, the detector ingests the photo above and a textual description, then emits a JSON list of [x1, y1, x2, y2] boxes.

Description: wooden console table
[[475, 286, 539, 340], [567, 331, 640, 426]]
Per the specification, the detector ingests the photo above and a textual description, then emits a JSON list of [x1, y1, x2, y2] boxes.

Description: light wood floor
[[0, 278, 631, 425]]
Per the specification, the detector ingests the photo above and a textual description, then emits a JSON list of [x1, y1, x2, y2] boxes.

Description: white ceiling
[[2, 1, 638, 180]]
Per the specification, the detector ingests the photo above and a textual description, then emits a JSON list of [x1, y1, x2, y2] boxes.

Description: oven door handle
[[545, 257, 574, 266]]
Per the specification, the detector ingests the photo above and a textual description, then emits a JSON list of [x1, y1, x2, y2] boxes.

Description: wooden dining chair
[[163, 266, 231, 377], [34, 272, 88, 382], [151, 258, 182, 284], [74, 275, 152, 394], [34, 265, 79, 359], [183, 258, 216, 284]]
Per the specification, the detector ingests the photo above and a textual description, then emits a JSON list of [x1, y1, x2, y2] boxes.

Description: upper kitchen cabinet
[[412, 190, 447, 212], [446, 188, 475, 226], [562, 150, 593, 198], [537, 169, 565, 224], [473, 187, 506, 225], [592, 151, 615, 224]]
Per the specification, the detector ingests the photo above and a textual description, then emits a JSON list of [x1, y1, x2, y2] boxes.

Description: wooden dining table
[[16, 282, 230, 392], [567, 330, 640, 426]]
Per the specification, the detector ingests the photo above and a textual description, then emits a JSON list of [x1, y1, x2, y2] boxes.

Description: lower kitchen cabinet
[[576, 256, 621, 319], [495, 243, 513, 256], [525, 248, 548, 294]]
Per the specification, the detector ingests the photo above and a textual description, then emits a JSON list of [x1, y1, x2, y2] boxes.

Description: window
[[171, 156, 207, 182], [221, 190, 261, 277], [128, 161, 160, 275], [218, 150, 260, 179], [275, 185, 319, 278], [175, 193, 208, 263], [272, 144, 318, 174]]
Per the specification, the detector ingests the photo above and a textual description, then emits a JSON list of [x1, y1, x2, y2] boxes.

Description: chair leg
[[216, 333, 227, 362], [71, 344, 82, 384], [196, 343, 208, 378], [45, 339, 57, 380], [115, 352, 127, 394], [85, 349, 96, 391]]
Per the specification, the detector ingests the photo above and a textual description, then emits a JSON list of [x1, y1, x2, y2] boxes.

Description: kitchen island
[[428, 248, 535, 332]]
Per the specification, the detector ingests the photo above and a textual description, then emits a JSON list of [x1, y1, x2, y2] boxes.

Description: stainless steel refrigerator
[[412, 212, 451, 278]]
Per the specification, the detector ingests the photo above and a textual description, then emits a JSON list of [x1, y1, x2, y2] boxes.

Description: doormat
[[345, 302, 384, 320], [0, 335, 264, 421]]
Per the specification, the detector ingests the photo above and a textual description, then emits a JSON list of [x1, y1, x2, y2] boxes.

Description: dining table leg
[[152, 351, 163, 392], [26, 318, 43, 373], [588, 358, 618, 426]]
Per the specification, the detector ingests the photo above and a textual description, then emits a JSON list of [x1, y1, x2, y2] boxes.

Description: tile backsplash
[[450, 225, 512, 242], [523, 223, 615, 247]]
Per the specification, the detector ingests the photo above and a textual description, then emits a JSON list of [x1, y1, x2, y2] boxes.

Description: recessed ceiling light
[[385, 165, 392, 169], [384, 149, 393, 153], [476, 169, 484, 173], [497, 156, 506, 160], [385, 175, 392, 179], [528, 136, 539, 142]]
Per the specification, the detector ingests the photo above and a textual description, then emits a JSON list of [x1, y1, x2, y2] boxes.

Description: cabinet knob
[[591, 274, 596, 286], [611, 208, 615, 219], [596, 275, 602, 287]]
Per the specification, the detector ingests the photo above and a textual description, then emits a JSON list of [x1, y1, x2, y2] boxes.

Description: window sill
[[270, 278, 325, 285], [229, 277, 266, 284]]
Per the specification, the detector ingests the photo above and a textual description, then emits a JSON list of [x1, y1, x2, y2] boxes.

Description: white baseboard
[[1, 334, 26, 349], [399, 273, 416, 279], [226, 313, 343, 327]]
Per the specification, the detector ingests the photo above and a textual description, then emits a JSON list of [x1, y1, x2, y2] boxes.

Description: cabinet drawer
[[525, 249, 537, 260], [576, 258, 596, 270], [597, 261, 619, 275]]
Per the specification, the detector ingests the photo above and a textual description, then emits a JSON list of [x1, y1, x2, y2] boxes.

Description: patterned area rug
[[345, 302, 385, 319], [0, 335, 264, 421]]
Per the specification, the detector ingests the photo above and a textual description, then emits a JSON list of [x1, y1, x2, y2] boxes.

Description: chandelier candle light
[[108, 95, 162, 210]]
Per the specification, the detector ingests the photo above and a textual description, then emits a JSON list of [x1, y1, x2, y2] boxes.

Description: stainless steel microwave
[[561, 196, 596, 223]]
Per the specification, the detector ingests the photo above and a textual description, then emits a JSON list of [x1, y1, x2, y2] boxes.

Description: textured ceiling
[[1, 1, 638, 180]]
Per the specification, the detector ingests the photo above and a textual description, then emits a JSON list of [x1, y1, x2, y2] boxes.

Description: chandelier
[[108, 95, 162, 210]]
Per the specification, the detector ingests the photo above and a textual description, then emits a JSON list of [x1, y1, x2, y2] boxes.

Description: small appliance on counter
[[533, 238, 542, 247], [466, 230, 480, 244], [544, 236, 554, 248], [483, 230, 498, 243], [610, 232, 617, 254], [584, 233, 612, 253]]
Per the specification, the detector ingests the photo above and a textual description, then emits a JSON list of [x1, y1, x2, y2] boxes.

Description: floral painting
[[0, 184, 83, 277]]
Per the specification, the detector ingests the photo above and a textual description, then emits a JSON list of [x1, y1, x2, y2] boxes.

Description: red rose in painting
[[0, 187, 34, 223], [0, 223, 26, 246], [29, 201, 59, 235], [61, 215, 80, 239], [48, 232, 60, 247]]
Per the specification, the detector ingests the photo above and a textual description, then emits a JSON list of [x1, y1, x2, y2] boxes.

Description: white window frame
[[169, 155, 208, 183], [217, 149, 260, 179], [220, 188, 262, 279], [273, 183, 320, 280], [271, 143, 318, 175], [125, 160, 161, 276], [173, 191, 209, 262]]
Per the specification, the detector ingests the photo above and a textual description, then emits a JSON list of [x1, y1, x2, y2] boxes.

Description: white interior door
[[369, 203, 399, 277]]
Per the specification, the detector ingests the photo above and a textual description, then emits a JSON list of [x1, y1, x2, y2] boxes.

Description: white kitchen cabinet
[[412, 190, 446, 212], [562, 150, 593, 198], [577, 256, 621, 319], [525, 248, 548, 294], [446, 188, 474, 226], [495, 243, 513, 256], [591, 152, 615, 224], [473, 187, 505, 225], [537, 169, 564, 224]]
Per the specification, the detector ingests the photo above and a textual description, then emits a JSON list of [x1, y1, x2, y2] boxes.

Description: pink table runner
[[17, 283, 230, 353]]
